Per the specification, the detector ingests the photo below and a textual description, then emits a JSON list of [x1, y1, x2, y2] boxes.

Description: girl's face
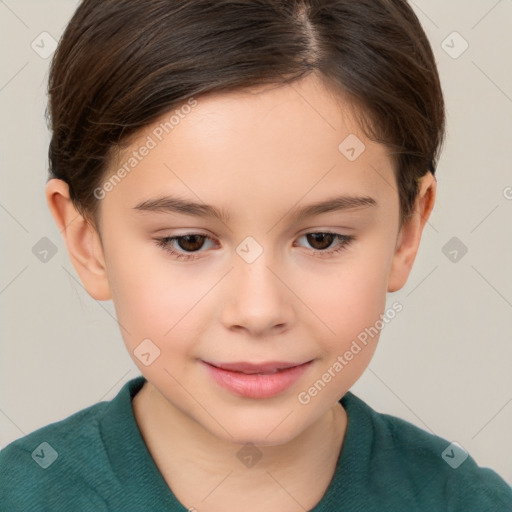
[[95, 73, 410, 445]]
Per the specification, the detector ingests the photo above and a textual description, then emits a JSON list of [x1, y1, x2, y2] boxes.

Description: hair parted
[[46, 0, 445, 232]]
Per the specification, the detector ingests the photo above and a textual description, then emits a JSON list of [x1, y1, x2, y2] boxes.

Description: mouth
[[203, 360, 311, 374], [202, 360, 314, 399]]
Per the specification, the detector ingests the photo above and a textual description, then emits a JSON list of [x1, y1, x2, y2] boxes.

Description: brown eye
[[295, 232, 355, 258], [305, 233, 336, 251], [175, 234, 206, 252], [155, 233, 216, 261]]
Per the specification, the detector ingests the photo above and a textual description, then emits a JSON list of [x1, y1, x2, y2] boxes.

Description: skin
[[46, 72, 436, 511]]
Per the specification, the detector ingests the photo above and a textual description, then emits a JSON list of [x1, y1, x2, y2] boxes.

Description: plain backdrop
[[1, 0, 511, 487]]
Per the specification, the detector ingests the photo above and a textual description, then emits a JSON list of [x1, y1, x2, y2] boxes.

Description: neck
[[133, 381, 347, 510]]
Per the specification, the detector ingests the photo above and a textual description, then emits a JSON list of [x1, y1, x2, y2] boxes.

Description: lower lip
[[203, 361, 313, 399]]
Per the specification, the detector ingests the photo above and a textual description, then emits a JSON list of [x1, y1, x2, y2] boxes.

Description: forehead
[[103, 74, 395, 215]]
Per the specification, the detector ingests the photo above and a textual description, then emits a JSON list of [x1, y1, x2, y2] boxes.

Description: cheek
[[308, 237, 393, 356], [328, 250, 390, 311], [105, 237, 211, 353]]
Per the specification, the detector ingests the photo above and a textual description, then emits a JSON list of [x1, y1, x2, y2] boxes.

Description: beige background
[[1, 0, 511, 486]]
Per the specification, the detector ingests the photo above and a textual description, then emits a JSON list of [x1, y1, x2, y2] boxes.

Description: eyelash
[[154, 232, 355, 261]]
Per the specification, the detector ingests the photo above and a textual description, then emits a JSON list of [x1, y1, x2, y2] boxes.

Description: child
[[1, 0, 511, 510]]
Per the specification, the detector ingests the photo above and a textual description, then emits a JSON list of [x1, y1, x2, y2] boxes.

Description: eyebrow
[[132, 194, 377, 223]]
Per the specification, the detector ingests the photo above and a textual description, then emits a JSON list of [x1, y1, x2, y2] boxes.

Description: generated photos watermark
[[297, 301, 403, 405], [93, 97, 198, 200]]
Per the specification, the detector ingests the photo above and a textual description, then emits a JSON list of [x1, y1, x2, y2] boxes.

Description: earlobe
[[387, 172, 437, 293], [45, 178, 112, 301]]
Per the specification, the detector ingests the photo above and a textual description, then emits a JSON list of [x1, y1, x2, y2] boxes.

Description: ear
[[45, 178, 112, 301], [387, 172, 436, 293]]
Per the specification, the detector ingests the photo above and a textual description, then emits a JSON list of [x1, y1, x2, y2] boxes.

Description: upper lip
[[204, 360, 311, 374]]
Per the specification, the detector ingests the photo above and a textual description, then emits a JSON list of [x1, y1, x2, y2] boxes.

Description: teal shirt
[[1, 375, 511, 511]]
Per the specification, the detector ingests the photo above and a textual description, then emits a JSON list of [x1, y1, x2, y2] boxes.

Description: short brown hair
[[46, 0, 446, 232]]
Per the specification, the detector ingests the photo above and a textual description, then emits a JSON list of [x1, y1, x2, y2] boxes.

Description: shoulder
[[342, 392, 512, 511], [0, 400, 110, 511]]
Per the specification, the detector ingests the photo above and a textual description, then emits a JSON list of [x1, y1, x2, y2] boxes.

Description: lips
[[204, 361, 308, 374], [202, 360, 314, 399]]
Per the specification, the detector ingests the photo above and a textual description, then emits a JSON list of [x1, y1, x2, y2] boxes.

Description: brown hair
[[46, 0, 445, 233]]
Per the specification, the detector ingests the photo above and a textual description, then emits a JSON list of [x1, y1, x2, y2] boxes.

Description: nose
[[220, 251, 294, 337]]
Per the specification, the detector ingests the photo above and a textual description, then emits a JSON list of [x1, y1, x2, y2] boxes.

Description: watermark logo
[[133, 338, 161, 366], [32, 237, 58, 263], [338, 134, 366, 162], [441, 441, 469, 469], [442, 236, 468, 263], [441, 31, 469, 60], [236, 443, 263, 468], [31, 441, 58, 469], [236, 236, 264, 264], [31, 32, 57, 59]]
